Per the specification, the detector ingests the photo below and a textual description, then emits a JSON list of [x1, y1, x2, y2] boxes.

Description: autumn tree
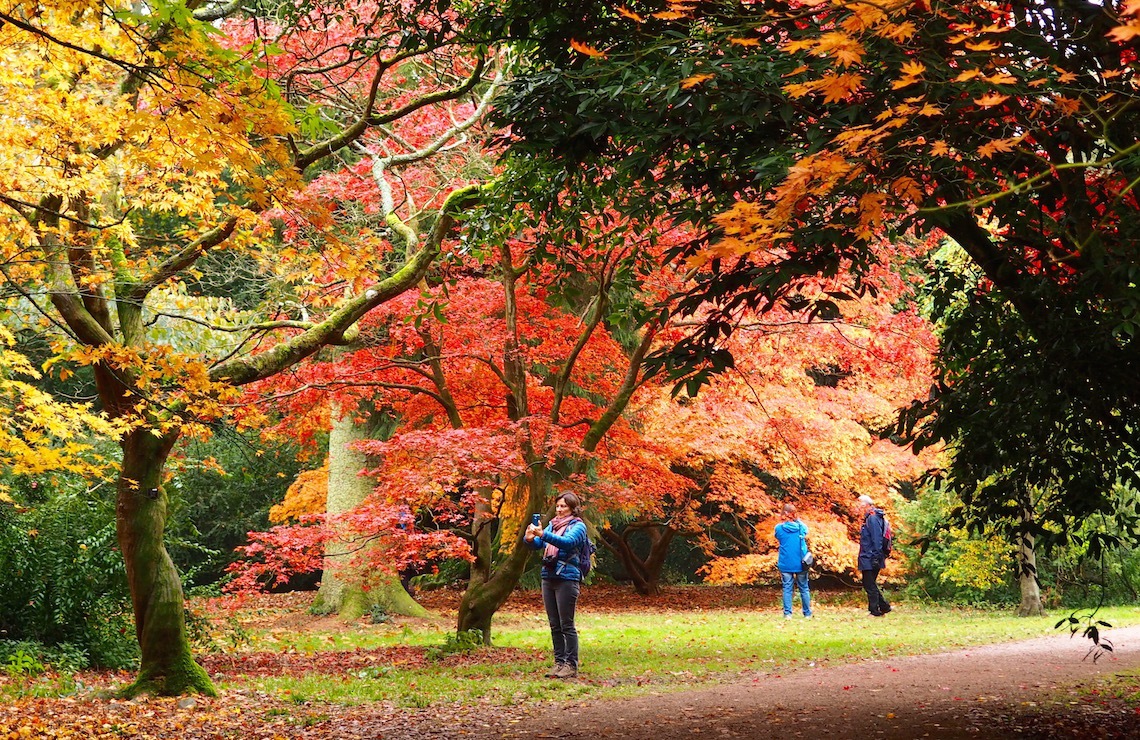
[[0, 0, 497, 696], [245, 41, 504, 620], [635, 241, 937, 585], [237, 218, 692, 640], [492, 0, 1140, 555]]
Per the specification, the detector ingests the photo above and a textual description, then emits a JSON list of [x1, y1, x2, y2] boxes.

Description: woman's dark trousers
[[542, 579, 581, 667]]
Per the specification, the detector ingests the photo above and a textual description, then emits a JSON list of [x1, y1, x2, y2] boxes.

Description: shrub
[[0, 474, 137, 670]]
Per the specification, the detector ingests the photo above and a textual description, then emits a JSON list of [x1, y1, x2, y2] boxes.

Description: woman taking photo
[[525, 492, 588, 679]]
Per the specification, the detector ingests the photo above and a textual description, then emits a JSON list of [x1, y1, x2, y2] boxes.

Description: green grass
[[230, 602, 1140, 707]]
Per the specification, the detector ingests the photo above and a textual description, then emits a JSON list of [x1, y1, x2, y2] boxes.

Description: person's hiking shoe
[[870, 611, 884, 617], [881, 605, 892, 614], [554, 664, 578, 679], [545, 663, 565, 678]]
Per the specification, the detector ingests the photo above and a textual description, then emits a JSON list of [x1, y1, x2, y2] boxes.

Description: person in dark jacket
[[774, 503, 812, 618], [525, 492, 588, 678], [856, 494, 891, 616]]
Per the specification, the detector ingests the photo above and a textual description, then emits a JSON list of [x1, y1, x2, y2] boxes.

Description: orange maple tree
[[637, 238, 939, 584], [234, 220, 694, 638]]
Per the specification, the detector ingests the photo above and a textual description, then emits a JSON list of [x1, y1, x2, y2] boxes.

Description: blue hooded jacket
[[774, 519, 809, 573], [529, 518, 588, 581]]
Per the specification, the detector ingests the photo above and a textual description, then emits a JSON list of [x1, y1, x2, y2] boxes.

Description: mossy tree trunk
[[315, 409, 429, 620], [456, 475, 547, 644], [117, 428, 216, 697]]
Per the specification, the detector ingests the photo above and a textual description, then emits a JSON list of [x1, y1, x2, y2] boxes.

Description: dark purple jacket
[[858, 508, 887, 571]]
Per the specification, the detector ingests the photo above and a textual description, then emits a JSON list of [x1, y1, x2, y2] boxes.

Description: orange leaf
[[616, 6, 645, 22], [681, 73, 715, 89], [569, 40, 606, 57], [977, 137, 1018, 158], [973, 93, 1009, 107], [652, 10, 687, 19], [899, 61, 926, 77], [819, 72, 865, 103], [964, 39, 1001, 51], [729, 36, 762, 46], [985, 72, 1017, 85]]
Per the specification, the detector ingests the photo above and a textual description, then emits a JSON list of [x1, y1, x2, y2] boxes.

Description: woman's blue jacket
[[528, 519, 588, 581]]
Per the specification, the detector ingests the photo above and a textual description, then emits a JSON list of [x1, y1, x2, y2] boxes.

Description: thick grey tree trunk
[[314, 409, 428, 620]]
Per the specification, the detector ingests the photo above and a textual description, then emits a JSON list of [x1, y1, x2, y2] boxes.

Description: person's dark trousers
[[542, 578, 581, 667], [861, 568, 890, 615]]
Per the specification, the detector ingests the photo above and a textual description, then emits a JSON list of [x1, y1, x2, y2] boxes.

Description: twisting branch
[[371, 58, 505, 216], [126, 219, 238, 305], [0, 11, 154, 78]]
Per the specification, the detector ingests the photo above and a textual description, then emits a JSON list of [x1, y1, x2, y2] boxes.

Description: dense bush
[[0, 474, 137, 670], [899, 485, 1140, 607]]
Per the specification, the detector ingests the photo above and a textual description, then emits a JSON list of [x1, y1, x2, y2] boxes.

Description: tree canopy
[[494, 0, 1140, 532]]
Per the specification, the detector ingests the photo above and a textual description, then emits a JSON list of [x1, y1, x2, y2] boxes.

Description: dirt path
[[388, 625, 1140, 739]]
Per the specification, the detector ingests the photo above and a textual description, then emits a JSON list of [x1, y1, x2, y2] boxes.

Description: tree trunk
[[117, 429, 216, 697], [602, 524, 676, 596], [456, 477, 545, 644], [1017, 501, 1045, 617], [315, 410, 428, 620]]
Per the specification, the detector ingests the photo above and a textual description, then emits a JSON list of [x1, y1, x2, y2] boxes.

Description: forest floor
[[4, 588, 1140, 738]]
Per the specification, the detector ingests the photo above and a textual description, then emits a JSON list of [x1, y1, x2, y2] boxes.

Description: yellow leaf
[[953, 69, 983, 82], [964, 39, 1001, 51], [930, 141, 951, 156], [729, 37, 762, 47]]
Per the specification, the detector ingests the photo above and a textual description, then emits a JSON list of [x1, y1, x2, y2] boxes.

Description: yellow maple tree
[[0, 0, 494, 697]]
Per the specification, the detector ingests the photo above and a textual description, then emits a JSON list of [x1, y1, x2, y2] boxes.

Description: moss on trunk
[[319, 410, 429, 620], [117, 429, 216, 697]]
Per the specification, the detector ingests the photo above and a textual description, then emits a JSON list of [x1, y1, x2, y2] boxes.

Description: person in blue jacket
[[856, 494, 891, 616], [774, 503, 812, 619], [525, 492, 588, 679]]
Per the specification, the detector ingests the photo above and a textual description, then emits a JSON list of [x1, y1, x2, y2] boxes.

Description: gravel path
[[428, 624, 1140, 739]]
